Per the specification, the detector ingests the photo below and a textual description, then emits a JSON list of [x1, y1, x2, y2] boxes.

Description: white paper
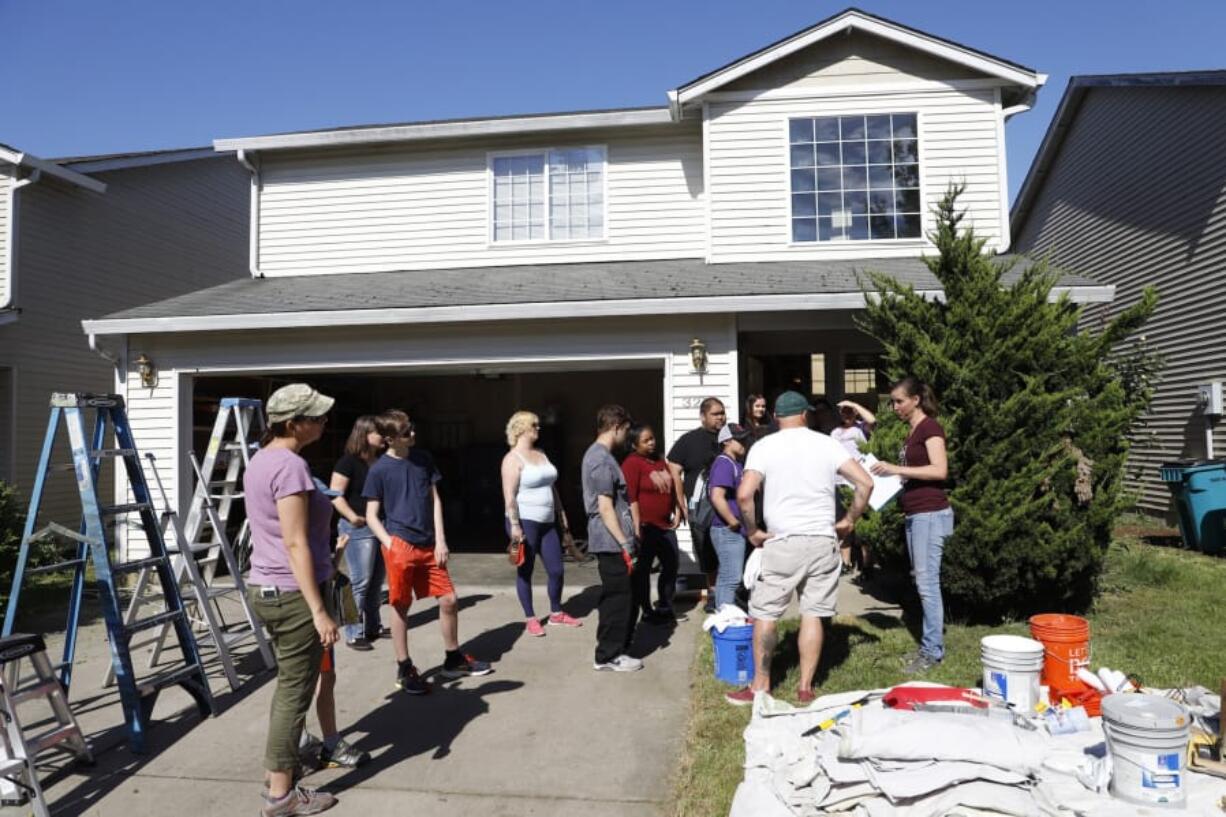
[[860, 454, 903, 511]]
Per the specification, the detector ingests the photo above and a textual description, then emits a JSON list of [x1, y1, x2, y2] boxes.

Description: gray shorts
[[748, 534, 840, 620]]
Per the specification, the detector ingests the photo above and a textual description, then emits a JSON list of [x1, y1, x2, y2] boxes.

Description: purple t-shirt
[[244, 447, 334, 590], [707, 453, 744, 527]]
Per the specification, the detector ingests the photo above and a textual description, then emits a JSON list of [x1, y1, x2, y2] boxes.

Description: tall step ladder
[[2, 393, 214, 755], [184, 398, 266, 583], [111, 449, 274, 691], [0, 634, 93, 815]]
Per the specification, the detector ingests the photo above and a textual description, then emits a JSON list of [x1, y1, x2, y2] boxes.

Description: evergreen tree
[[855, 187, 1159, 619]]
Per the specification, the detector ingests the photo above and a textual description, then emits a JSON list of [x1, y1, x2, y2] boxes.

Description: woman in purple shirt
[[244, 384, 341, 817], [707, 423, 753, 608]]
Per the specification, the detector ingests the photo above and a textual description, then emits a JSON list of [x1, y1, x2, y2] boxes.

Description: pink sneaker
[[725, 687, 757, 706], [547, 612, 582, 628], [525, 618, 546, 637]]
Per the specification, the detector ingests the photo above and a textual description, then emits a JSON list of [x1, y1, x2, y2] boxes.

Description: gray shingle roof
[[97, 257, 1103, 322]]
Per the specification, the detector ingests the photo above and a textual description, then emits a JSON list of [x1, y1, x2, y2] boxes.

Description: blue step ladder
[[2, 393, 214, 754]]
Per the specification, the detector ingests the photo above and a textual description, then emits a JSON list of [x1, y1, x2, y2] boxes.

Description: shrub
[[856, 187, 1159, 620]]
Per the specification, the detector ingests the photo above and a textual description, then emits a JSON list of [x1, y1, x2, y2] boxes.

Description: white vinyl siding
[[0, 167, 12, 309], [706, 86, 1005, 261], [256, 126, 704, 275], [118, 314, 737, 557]]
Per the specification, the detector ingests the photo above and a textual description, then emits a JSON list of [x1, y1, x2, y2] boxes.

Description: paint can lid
[[1101, 693, 1189, 730]]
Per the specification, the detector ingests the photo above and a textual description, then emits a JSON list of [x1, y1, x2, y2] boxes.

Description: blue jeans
[[339, 519, 385, 641], [709, 524, 747, 609], [905, 507, 954, 661]]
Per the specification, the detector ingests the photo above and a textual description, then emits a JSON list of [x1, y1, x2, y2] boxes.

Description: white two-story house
[[80, 9, 1111, 557]]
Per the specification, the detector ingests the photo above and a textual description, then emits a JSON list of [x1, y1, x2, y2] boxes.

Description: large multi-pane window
[[789, 113, 921, 243], [491, 147, 605, 242]]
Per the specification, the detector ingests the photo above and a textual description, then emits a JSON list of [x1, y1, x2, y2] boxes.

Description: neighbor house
[[80, 9, 1111, 557], [1012, 71, 1226, 520], [0, 145, 249, 525]]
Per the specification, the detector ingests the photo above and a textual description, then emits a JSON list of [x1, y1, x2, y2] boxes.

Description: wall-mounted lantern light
[[135, 353, 158, 388], [689, 337, 708, 375]]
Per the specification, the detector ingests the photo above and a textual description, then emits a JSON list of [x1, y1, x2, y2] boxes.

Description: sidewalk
[[3, 554, 698, 817]]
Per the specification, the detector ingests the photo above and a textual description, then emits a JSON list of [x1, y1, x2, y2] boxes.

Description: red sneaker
[[525, 618, 546, 637], [547, 612, 582, 628], [797, 688, 816, 705], [725, 687, 757, 706]]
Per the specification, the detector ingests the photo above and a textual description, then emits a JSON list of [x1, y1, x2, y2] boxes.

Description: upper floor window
[[491, 147, 605, 242], [789, 113, 920, 243]]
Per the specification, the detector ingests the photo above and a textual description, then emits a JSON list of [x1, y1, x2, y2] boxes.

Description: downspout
[[236, 149, 263, 278]]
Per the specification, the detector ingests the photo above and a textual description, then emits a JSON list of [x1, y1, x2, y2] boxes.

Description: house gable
[[718, 29, 997, 95]]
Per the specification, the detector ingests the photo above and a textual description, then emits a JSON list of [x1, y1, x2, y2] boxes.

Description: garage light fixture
[[135, 353, 158, 389], [689, 337, 708, 375]]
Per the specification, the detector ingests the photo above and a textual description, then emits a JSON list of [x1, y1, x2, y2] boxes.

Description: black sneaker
[[319, 737, 370, 769], [346, 637, 373, 652], [640, 609, 673, 626], [439, 654, 492, 680], [395, 660, 430, 695]]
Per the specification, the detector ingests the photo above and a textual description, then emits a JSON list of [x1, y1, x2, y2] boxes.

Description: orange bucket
[[1029, 613, 1091, 690]]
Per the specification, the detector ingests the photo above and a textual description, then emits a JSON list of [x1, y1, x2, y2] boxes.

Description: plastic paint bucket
[[980, 634, 1044, 710], [1029, 613, 1091, 689], [712, 625, 754, 685], [1102, 693, 1190, 808]]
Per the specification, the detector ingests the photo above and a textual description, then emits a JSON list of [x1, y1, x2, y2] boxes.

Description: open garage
[[190, 364, 664, 552]]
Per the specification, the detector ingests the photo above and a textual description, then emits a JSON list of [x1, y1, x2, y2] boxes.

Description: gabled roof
[[668, 7, 1045, 117], [55, 146, 223, 173], [213, 107, 673, 154], [1010, 70, 1226, 239], [81, 257, 1111, 336], [0, 143, 107, 193]]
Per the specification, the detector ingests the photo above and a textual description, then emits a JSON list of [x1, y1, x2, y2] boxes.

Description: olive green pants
[[249, 585, 325, 772]]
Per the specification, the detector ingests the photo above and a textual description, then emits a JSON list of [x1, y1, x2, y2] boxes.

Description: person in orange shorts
[[363, 409, 492, 695]]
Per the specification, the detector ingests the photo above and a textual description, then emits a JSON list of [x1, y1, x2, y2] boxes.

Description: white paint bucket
[[1102, 693, 1190, 808], [980, 634, 1044, 711]]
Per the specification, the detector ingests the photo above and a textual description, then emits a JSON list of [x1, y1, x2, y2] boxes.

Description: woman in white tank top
[[500, 411, 583, 637]]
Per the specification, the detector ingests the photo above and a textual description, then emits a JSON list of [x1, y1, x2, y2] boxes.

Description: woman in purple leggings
[[500, 410, 583, 637]]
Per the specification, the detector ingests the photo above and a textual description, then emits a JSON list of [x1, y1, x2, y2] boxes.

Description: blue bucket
[[712, 624, 755, 685]]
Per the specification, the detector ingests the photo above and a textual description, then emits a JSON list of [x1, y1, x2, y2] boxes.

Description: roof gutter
[[80, 285, 1115, 337], [236, 149, 263, 278], [0, 147, 106, 193]]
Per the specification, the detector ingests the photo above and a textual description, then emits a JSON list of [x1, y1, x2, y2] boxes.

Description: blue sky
[[4, 1, 1224, 202]]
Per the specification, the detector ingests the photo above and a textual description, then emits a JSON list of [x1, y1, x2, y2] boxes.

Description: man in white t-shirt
[[726, 391, 873, 706]]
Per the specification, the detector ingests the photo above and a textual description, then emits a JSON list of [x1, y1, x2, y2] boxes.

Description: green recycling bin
[[1158, 459, 1226, 555]]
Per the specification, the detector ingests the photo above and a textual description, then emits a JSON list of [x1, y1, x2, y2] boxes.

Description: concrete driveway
[[3, 554, 699, 816]]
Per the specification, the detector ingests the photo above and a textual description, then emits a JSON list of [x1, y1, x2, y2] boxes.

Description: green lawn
[[670, 539, 1226, 817]]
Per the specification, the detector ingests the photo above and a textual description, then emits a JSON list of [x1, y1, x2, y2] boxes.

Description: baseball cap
[[774, 390, 814, 418], [266, 383, 335, 423], [717, 423, 753, 444]]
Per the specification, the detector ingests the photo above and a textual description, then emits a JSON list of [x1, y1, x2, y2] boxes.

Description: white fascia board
[[673, 12, 1041, 109], [81, 285, 1114, 336], [214, 108, 674, 153], [62, 148, 219, 174], [0, 147, 106, 193]]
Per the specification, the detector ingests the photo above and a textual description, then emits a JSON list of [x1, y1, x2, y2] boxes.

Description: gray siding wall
[[1014, 86, 1226, 517], [0, 156, 249, 525]]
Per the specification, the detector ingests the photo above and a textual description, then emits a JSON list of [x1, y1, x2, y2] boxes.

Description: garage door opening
[[191, 366, 664, 552]]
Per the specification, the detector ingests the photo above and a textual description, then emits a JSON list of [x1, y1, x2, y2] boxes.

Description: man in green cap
[[724, 391, 873, 706]]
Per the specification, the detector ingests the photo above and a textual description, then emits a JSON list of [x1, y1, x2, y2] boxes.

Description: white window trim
[[783, 110, 928, 248], [486, 145, 609, 246]]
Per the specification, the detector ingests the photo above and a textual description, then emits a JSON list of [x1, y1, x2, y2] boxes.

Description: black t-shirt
[[667, 427, 720, 500], [333, 453, 370, 517]]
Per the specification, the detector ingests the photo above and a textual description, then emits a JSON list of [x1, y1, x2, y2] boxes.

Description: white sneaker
[[593, 654, 644, 672]]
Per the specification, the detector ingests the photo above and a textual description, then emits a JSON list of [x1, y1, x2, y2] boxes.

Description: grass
[[669, 537, 1226, 817]]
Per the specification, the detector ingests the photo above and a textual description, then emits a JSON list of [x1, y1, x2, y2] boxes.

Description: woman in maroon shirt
[[871, 377, 952, 674], [622, 425, 685, 624]]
